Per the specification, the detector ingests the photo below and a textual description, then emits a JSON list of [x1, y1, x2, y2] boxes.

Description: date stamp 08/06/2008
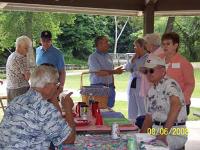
[[147, 127, 189, 136]]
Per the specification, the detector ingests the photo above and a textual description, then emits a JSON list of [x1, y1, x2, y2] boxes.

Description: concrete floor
[[185, 121, 200, 150]]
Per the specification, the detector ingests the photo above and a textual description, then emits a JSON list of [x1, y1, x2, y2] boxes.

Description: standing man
[[36, 30, 65, 92], [161, 32, 195, 115], [88, 36, 123, 108]]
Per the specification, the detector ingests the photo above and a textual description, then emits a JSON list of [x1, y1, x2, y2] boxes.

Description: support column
[[143, 0, 156, 35]]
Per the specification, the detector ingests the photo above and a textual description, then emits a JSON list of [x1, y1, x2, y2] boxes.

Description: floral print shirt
[[6, 52, 29, 89], [146, 76, 187, 123], [0, 89, 71, 150]]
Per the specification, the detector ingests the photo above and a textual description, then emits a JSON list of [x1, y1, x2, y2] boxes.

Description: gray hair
[[15, 35, 32, 49], [30, 65, 59, 88], [143, 33, 161, 47]]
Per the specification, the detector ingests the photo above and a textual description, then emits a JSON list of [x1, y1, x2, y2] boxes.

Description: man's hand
[[114, 66, 124, 74], [60, 92, 74, 113]]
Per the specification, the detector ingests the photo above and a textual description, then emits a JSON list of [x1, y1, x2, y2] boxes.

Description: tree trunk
[[24, 12, 36, 67], [114, 16, 129, 56], [114, 16, 118, 58], [165, 17, 175, 33], [24, 12, 33, 40]]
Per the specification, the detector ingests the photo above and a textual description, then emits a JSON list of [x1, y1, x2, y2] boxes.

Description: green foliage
[[0, 11, 75, 51], [174, 16, 200, 61], [57, 15, 110, 60], [0, 11, 200, 64]]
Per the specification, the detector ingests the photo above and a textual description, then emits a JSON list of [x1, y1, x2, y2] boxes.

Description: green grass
[[65, 70, 200, 97], [112, 101, 200, 121], [193, 69, 200, 97], [1, 100, 198, 122]]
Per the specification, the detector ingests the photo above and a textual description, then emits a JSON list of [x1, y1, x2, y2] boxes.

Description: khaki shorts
[[7, 86, 30, 103]]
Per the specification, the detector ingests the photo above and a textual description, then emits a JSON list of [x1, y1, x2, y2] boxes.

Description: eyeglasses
[[142, 68, 155, 74]]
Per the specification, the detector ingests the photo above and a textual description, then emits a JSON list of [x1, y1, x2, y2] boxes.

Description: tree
[[165, 17, 175, 33], [57, 15, 110, 60], [0, 11, 75, 51], [113, 16, 129, 55], [174, 16, 200, 61]]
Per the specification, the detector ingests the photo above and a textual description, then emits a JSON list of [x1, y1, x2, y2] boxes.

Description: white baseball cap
[[144, 54, 165, 68]]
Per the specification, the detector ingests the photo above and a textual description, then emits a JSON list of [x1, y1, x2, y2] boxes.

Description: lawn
[[112, 101, 200, 121], [1, 101, 199, 121], [65, 69, 200, 97]]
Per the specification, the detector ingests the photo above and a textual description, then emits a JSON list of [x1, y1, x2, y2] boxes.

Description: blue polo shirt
[[88, 49, 114, 84], [36, 45, 65, 71]]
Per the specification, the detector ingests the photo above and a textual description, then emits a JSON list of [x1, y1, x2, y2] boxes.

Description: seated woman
[[140, 54, 187, 150]]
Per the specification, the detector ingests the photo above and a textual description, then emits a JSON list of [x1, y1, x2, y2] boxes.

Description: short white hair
[[143, 33, 161, 47], [15, 35, 32, 49], [30, 65, 59, 88]]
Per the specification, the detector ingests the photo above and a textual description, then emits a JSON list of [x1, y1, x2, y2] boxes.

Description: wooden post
[[143, 0, 156, 35]]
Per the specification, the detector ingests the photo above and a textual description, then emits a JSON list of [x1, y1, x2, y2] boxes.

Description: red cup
[[76, 102, 86, 117], [92, 101, 99, 117], [95, 109, 103, 125]]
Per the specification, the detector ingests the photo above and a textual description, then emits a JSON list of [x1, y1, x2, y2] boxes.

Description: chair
[[0, 95, 7, 112]]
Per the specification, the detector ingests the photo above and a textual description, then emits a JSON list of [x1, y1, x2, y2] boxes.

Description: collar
[[42, 45, 53, 52], [153, 76, 168, 88], [166, 52, 180, 63], [15, 51, 26, 58], [96, 49, 108, 55]]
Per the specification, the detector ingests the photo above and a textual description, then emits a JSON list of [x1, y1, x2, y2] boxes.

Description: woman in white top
[[124, 38, 148, 122], [6, 36, 32, 102]]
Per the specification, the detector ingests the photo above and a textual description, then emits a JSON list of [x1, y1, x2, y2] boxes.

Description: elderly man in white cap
[[140, 54, 187, 150]]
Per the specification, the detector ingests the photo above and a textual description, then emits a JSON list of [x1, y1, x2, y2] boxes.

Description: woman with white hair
[[6, 35, 32, 102], [0, 65, 75, 148], [143, 33, 164, 58]]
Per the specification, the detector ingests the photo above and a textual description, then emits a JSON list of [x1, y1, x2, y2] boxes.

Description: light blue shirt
[[0, 89, 71, 149], [125, 53, 148, 78], [36, 45, 65, 71], [88, 49, 114, 84]]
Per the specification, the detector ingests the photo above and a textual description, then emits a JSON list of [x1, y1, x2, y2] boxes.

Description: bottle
[[111, 123, 120, 139], [88, 93, 94, 106]]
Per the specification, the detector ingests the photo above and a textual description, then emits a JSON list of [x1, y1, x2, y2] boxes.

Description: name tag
[[172, 63, 180, 68]]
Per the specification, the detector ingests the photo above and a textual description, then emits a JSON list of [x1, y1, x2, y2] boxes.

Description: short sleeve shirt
[[6, 52, 29, 89], [125, 53, 148, 78], [88, 50, 114, 84], [36, 45, 65, 71], [146, 76, 187, 123], [0, 89, 71, 150]]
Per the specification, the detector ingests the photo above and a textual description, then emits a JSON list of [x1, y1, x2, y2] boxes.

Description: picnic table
[[58, 133, 169, 150]]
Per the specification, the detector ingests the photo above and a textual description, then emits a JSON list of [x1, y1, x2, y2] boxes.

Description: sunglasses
[[142, 68, 155, 74]]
